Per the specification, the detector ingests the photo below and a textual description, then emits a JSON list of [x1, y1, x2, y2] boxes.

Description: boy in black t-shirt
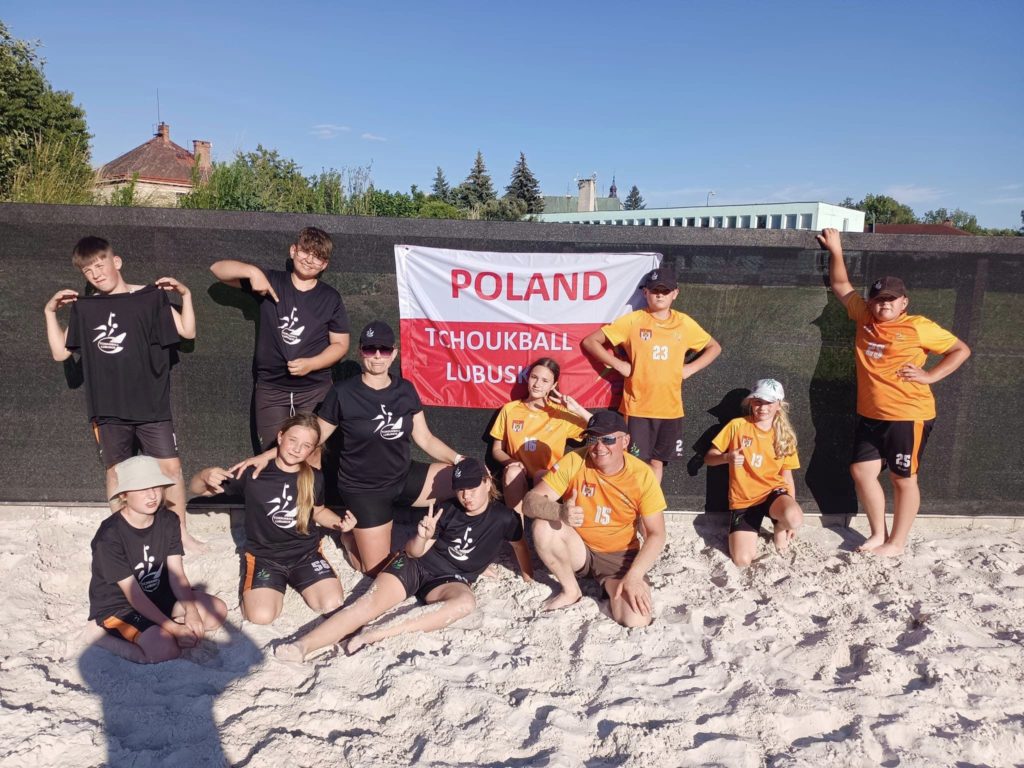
[[275, 458, 522, 662], [210, 226, 350, 449], [88, 456, 226, 663], [44, 236, 201, 550]]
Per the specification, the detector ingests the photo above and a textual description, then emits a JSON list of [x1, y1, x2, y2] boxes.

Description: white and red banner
[[395, 245, 662, 409]]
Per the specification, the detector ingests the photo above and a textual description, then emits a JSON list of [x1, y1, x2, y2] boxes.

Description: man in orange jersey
[[582, 264, 721, 484], [818, 228, 971, 557], [524, 410, 667, 626]]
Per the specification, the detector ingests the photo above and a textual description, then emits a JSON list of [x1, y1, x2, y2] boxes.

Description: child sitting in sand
[[705, 378, 804, 567], [189, 414, 357, 625], [88, 456, 226, 663], [275, 457, 522, 661]]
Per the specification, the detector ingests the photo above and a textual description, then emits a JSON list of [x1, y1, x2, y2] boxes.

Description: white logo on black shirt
[[135, 544, 162, 592], [447, 526, 476, 561], [267, 483, 298, 528], [373, 405, 405, 440], [279, 307, 305, 346], [93, 312, 126, 354]]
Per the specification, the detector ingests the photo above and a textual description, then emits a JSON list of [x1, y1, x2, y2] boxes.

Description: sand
[[1, 506, 1023, 768]]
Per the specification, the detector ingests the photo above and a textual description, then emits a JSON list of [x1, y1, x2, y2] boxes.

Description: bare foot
[[345, 632, 375, 655], [183, 533, 207, 554], [869, 541, 905, 558], [856, 534, 886, 553], [541, 589, 583, 612], [274, 642, 306, 663], [774, 528, 796, 553], [481, 564, 500, 579]]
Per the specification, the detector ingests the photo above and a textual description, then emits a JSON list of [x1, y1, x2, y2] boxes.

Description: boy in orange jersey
[[524, 411, 667, 627], [582, 264, 721, 484], [818, 228, 971, 557]]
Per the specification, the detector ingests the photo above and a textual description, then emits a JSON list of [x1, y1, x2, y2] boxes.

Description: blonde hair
[[743, 399, 798, 458], [276, 414, 321, 534]]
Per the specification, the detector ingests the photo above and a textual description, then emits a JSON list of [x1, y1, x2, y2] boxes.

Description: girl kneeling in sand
[[490, 357, 592, 579], [275, 457, 523, 661], [704, 378, 803, 567], [89, 456, 227, 663], [190, 414, 357, 625]]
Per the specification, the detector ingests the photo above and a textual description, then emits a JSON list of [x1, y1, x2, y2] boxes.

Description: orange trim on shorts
[[102, 615, 140, 643], [911, 420, 925, 475], [92, 421, 101, 444], [243, 552, 256, 593]]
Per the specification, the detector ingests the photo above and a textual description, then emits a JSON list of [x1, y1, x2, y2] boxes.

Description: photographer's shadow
[[78, 610, 260, 767]]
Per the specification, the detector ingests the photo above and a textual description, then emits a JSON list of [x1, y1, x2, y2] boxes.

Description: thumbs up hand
[[562, 489, 585, 528]]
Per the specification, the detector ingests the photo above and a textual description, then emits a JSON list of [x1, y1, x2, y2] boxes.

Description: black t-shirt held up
[[65, 286, 180, 424], [88, 506, 184, 621], [315, 374, 423, 492], [417, 500, 524, 581], [219, 463, 326, 562], [250, 269, 350, 392]]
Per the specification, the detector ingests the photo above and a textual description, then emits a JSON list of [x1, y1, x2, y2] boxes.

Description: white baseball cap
[[747, 378, 785, 403]]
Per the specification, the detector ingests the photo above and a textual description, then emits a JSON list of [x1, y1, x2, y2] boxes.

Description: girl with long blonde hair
[[704, 378, 804, 567], [190, 413, 355, 625]]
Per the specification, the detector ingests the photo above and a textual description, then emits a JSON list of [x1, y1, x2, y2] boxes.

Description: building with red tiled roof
[[95, 123, 211, 206], [869, 222, 971, 236]]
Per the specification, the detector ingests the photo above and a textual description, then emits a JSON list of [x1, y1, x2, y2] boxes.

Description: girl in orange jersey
[[490, 357, 592, 579], [705, 379, 804, 567]]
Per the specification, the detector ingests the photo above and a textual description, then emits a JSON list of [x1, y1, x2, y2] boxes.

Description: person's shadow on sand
[[78, 610, 260, 767]]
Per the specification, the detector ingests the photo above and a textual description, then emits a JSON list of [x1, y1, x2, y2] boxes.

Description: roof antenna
[[156, 88, 161, 127]]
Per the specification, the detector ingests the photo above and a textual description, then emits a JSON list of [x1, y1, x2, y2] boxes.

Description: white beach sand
[[1, 507, 1023, 768]]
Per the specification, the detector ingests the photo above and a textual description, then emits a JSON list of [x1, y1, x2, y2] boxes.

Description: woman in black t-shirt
[[274, 457, 523, 662], [191, 414, 356, 625], [233, 320, 465, 576]]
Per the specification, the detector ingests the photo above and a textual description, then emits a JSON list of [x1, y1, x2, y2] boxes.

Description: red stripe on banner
[[400, 319, 624, 410]]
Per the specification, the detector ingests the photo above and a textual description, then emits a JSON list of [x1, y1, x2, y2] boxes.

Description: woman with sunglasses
[[490, 357, 592, 579], [233, 320, 463, 575]]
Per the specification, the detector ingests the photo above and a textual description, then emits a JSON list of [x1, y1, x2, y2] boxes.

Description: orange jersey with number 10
[[847, 294, 958, 421], [601, 309, 711, 418], [544, 450, 666, 553]]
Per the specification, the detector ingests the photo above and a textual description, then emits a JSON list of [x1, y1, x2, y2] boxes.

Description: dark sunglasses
[[585, 434, 620, 446], [360, 345, 393, 356]]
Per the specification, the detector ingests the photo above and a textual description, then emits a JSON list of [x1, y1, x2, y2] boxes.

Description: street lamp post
[[706, 190, 716, 206]]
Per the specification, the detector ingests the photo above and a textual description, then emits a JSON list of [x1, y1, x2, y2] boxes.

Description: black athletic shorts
[[852, 416, 934, 478], [254, 380, 333, 450], [98, 586, 177, 643], [381, 551, 471, 602], [241, 547, 337, 595], [339, 461, 431, 529], [729, 488, 790, 534], [626, 415, 684, 463], [94, 420, 179, 467]]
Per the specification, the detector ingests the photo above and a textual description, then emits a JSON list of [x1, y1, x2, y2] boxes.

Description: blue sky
[[5, 0, 1022, 227]]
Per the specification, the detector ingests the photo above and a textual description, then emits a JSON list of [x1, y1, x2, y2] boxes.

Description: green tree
[[478, 196, 527, 221], [921, 207, 981, 234], [417, 199, 465, 219], [455, 150, 496, 210], [624, 185, 645, 210], [505, 152, 543, 214], [431, 166, 452, 204], [847, 193, 916, 225], [8, 133, 94, 204], [0, 22, 91, 197]]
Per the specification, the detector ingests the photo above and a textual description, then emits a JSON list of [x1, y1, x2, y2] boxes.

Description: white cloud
[[881, 184, 945, 204], [361, 132, 387, 142], [309, 124, 350, 139]]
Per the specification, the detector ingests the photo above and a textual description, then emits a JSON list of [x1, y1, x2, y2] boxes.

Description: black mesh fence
[[2, 203, 1021, 515]]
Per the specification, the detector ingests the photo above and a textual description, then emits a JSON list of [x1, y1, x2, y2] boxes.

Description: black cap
[[639, 264, 678, 290], [359, 320, 395, 348], [451, 457, 487, 490], [868, 276, 907, 301], [585, 410, 628, 437]]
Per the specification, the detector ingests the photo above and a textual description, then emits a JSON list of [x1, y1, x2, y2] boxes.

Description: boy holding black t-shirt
[[210, 227, 350, 449], [44, 236, 201, 550]]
